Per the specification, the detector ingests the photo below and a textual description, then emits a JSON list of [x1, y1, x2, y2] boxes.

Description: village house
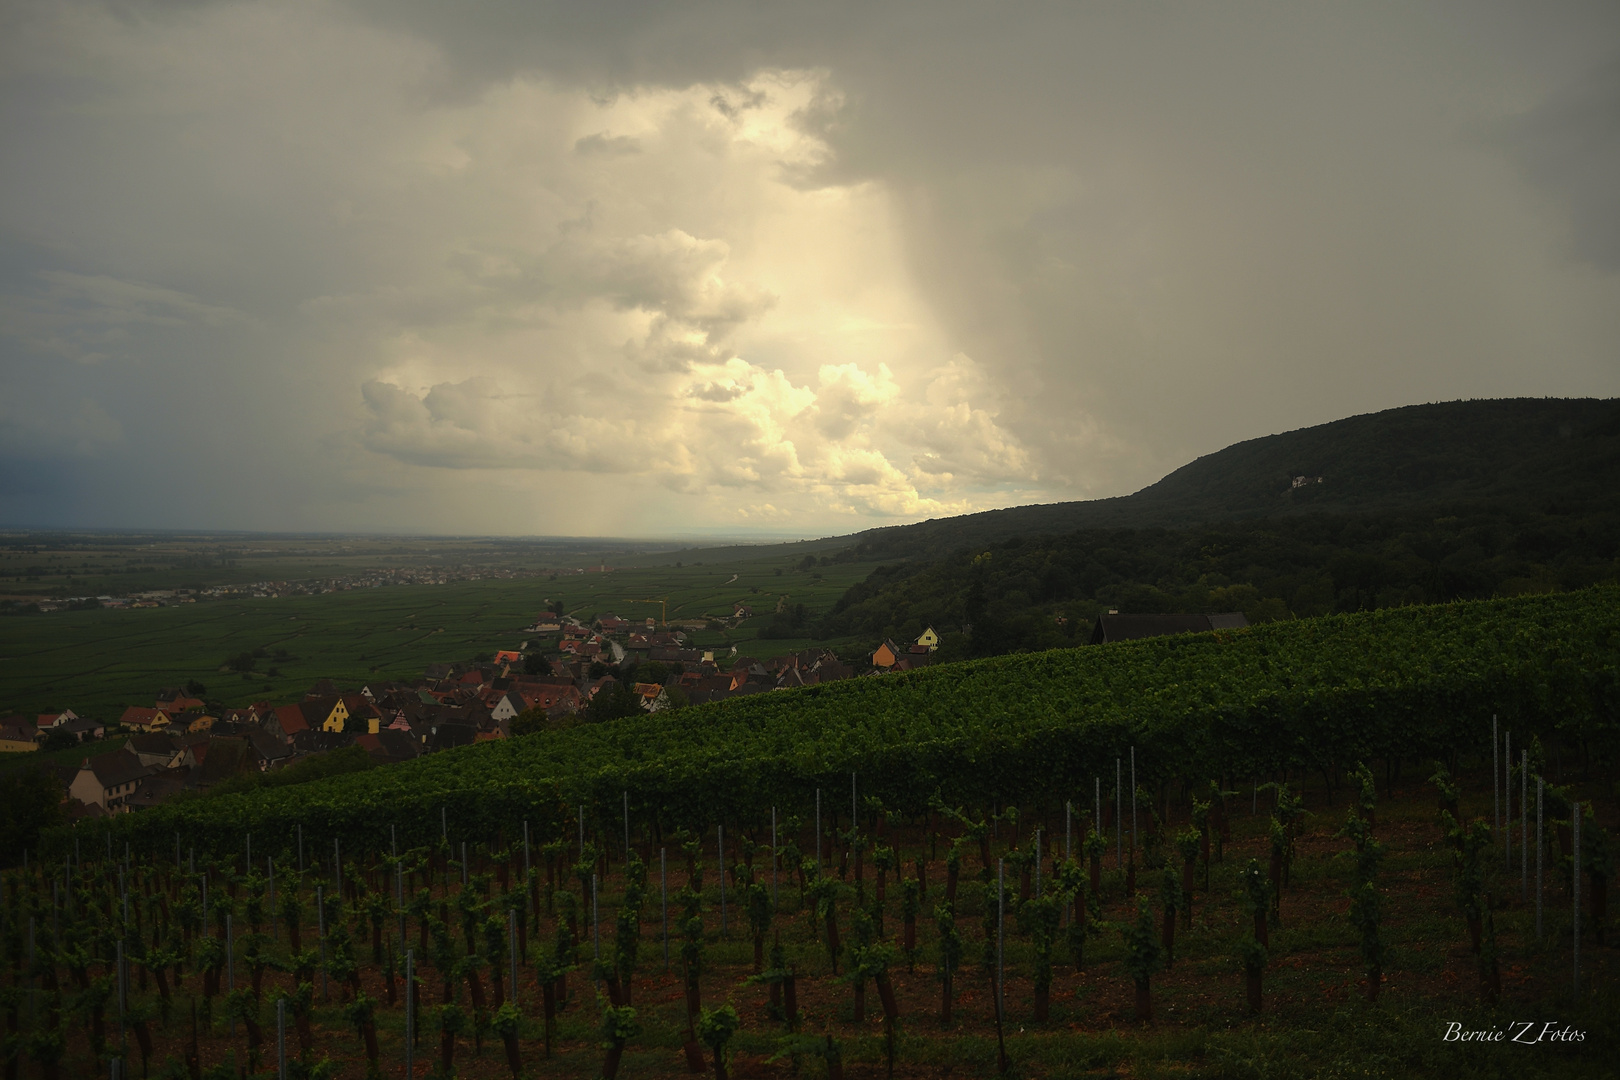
[[869, 639, 904, 669], [125, 733, 186, 769], [356, 728, 420, 765], [69, 750, 152, 813], [126, 770, 189, 811], [266, 700, 327, 744], [56, 715, 106, 742], [119, 706, 171, 733], [35, 708, 79, 731], [0, 717, 39, 753], [185, 736, 255, 791], [244, 728, 293, 770], [167, 711, 216, 735]]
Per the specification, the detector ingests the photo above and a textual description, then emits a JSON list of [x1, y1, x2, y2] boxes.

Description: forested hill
[[836, 398, 1620, 564], [803, 399, 1620, 656]]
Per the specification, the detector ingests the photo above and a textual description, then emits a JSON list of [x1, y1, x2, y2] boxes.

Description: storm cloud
[[2, 1, 1616, 535]]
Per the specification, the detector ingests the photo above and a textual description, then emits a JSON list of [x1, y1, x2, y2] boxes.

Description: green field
[[0, 553, 883, 718]]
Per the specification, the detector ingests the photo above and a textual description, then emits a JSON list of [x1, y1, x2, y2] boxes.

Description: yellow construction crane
[[624, 597, 669, 627]]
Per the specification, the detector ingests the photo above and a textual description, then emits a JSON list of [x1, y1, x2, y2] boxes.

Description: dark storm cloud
[[1504, 54, 1620, 271], [2, 0, 1617, 534]]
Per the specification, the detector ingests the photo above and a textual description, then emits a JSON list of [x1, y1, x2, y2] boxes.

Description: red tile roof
[[272, 702, 311, 735], [119, 706, 164, 728]]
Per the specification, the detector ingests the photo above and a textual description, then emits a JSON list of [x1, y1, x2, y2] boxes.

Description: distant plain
[[0, 532, 881, 722]]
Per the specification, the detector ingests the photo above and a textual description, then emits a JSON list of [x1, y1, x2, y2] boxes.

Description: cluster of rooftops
[[5, 607, 1247, 819]]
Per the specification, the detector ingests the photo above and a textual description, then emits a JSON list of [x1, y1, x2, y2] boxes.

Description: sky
[[2, 1, 1617, 539]]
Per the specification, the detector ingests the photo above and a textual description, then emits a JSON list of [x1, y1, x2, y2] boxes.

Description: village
[[0, 606, 944, 821], [3, 562, 555, 613]]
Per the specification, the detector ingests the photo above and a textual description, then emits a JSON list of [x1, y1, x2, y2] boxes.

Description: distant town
[[2, 562, 619, 613], [0, 607, 943, 818]]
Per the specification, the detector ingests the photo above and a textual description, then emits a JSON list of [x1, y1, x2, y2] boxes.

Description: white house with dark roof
[[69, 750, 152, 813]]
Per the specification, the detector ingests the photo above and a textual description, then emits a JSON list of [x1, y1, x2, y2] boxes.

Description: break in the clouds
[[2, 1, 1617, 536]]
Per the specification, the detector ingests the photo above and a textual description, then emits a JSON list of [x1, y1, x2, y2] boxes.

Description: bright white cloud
[[1, 0, 1616, 535], [336, 70, 1038, 522]]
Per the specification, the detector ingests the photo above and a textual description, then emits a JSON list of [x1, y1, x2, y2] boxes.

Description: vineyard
[[5, 588, 1618, 1077]]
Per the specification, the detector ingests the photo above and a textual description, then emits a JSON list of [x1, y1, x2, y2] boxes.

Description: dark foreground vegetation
[[4, 586, 1616, 1077]]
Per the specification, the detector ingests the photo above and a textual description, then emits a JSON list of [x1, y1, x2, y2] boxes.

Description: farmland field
[[12, 587, 1617, 1078], [0, 550, 885, 719]]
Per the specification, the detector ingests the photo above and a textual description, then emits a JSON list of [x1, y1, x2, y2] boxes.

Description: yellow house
[[916, 626, 940, 650], [320, 697, 350, 733], [0, 722, 39, 753], [119, 706, 170, 733], [175, 713, 216, 735]]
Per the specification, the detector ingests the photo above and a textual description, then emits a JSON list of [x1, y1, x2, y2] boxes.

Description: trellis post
[[1535, 777, 1544, 940], [1492, 715, 1499, 835], [1504, 730, 1511, 864], [317, 884, 327, 1002], [1573, 801, 1581, 996]]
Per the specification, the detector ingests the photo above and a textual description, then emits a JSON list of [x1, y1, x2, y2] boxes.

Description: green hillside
[[89, 586, 1620, 853], [804, 399, 1620, 654], [838, 398, 1620, 562]]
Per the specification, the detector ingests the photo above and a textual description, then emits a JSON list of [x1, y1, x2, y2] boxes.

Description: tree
[[698, 1004, 740, 1080], [491, 1001, 523, 1079], [532, 950, 573, 1058], [1120, 896, 1164, 1023], [1017, 892, 1061, 1020], [739, 865, 774, 973], [1055, 858, 1091, 972], [920, 904, 959, 1031], [587, 682, 642, 724], [1157, 863, 1182, 969], [343, 994, 380, 1079], [1338, 763, 1385, 1002], [600, 1003, 639, 1080], [437, 1003, 465, 1079], [40, 728, 77, 753], [0, 765, 66, 866], [1444, 813, 1489, 954], [1237, 935, 1267, 1015], [1174, 826, 1200, 928], [900, 877, 922, 970]]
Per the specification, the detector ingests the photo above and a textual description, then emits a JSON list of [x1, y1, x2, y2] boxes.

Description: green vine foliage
[[696, 1004, 739, 1057], [1120, 897, 1164, 990], [599, 1003, 639, 1049], [1337, 771, 1384, 987], [1174, 827, 1200, 877], [1444, 815, 1490, 924], [934, 902, 962, 983], [1016, 893, 1062, 995], [62, 589, 1619, 863], [1157, 864, 1182, 917], [1054, 858, 1090, 969]]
